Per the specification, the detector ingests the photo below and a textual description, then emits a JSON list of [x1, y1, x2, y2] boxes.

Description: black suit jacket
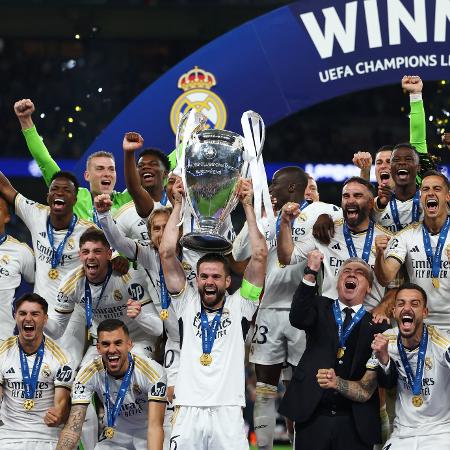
[[279, 282, 390, 446]]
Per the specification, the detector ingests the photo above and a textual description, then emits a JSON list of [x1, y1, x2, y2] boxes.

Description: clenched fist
[[401, 75, 423, 94], [123, 132, 144, 153]]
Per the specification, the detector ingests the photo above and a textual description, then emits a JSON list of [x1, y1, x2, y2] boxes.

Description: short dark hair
[[392, 143, 420, 164], [395, 282, 428, 306], [196, 253, 231, 277], [138, 148, 171, 173], [79, 227, 110, 249], [421, 170, 450, 190], [14, 293, 48, 314], [97, 319, 129, 337], [342, 176, 376, 197], [374, 145, 394, 159], [50, 171, 79, 194]]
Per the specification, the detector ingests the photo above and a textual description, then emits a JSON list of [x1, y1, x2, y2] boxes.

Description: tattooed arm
[[316, 368, 377, 403], [56, 404, 88, 450]]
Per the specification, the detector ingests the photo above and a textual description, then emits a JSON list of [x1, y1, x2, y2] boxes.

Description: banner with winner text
[[74, 0, 450, 188]]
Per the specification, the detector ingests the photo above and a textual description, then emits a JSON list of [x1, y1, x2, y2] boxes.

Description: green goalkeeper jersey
[[22, 126, 132, 222]]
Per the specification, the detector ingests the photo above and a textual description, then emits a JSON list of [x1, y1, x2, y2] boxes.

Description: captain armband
[[240, 279, 263, 302]]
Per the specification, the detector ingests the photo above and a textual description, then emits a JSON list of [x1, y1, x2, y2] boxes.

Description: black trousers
[[295, 412, 372, 450]]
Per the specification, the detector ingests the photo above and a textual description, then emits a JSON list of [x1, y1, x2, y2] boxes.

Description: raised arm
[[158, 178, 186, 293], [352, 151, 372, 181], [239, 179, 267, 287], [374, 235, 401, 287], [317, 368, 377, 403], [14, 99, 60, 186], [147, 401, 165, 450], [0, 172, 18, 205], [123, 132, 155, 218], [56, 404, 88, 450], [276, 202, 300, 265]]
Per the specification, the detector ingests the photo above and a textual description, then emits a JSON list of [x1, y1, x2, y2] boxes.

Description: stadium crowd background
[[1, 1, 449, 446]]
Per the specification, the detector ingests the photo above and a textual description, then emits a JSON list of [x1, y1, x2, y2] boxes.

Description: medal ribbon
[[19, 337, 45, 401], [104, 353, 135, 429], [332, 300, 366, 348], [275, 201, 309, 237], [0, 233, 7, 246], [200, 305, 224, 356], [46, 214, 77, 269], [159, 260, 170, 311], [342, 220, 374, 263], [84, 265, 113, 329], [160, 190, 168, 206], [397, 325, 428, 395], [390, 190, 420, 232], [422, 217, 450, 280]]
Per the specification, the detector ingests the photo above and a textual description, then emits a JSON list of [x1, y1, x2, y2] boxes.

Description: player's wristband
[[240, 278, 262, 301], [409, 93, 422, 102]]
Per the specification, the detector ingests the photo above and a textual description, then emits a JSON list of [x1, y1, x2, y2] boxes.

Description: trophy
[[176, 110, 272, 253]]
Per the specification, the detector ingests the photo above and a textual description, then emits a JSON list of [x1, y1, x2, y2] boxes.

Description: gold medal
[[200, 353, 212, 366], [336, 347, 345, 359], [412, 395, 423, 407], [23, 399, 35, 411], [432, 278, 440, 289], [48, 268, 59, 280], [104, 427, 115, 439], [160, 309, 169, 320]]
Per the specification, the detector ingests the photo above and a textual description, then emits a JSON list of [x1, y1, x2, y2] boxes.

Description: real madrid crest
[[133, 383, 142, 395], [182, 261, 192, 271], [41, 363, 51, 378], [169, 66, 227, 135], [67, 238, 75, 250], [425, 356, 432, 370], [114, 290, 123, 302], [0, 254, 10, 265]]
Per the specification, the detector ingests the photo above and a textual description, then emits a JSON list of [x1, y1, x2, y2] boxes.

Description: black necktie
[[343, 307, 354, 330]]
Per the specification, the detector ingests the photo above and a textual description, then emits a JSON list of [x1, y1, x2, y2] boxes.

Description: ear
[[96, 342, 101, 354], [84, 169, 90, 182], [225, 275, 232, 289], [107, 248, 113, 260], [127, 337, 133, 352], [423, 306, 429, 319]]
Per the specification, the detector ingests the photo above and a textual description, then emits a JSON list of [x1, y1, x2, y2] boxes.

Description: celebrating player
[[375, 171, 450, 330], [46, 227, 162, 363], [0, 195, 35, 343], [57, 319, 167, 450], [159, 177, 267, 449], [0, 293, 74, 449]]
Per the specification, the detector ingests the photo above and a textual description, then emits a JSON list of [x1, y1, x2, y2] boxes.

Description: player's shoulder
[[112, 200, 135, 219], [0, 336, 17, 356], [396, 221, 421, 236], [77, 217, 98, 229], [45, 337, 70, 365], [5, 235, 34, 253], [427, 325, 450, 350], [133, 353, 165, 383], [59, 265, 85, 293], [374, 223, 393, 236], [16, 193, 48, 211], [76, 356, 104, 384]]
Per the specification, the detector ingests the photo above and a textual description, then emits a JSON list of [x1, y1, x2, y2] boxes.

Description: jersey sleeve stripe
[[59, 268, 85, 293], [134, 358, 160, 383], [77, 360, 103, 384], [0, 337, 17, 355], [45, 339, 69, 364], [112, 201, 134, 219]]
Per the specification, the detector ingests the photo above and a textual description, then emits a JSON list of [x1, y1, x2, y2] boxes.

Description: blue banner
[[75, 0, 450, 188]]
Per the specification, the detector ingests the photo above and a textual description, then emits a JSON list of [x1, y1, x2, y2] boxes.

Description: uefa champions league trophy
[[176, 109, 274, 253]]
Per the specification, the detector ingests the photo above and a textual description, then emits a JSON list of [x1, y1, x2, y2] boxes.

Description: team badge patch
[[0, 254, 10, 265], [67, 238, 75, 250], [169, 66, 227, 135], [133, 383, 142, 395], [114, 290, 123, 302], [425, 356, 432, 370], [182, 261, 192, 271], [41, 363, 52, 378]]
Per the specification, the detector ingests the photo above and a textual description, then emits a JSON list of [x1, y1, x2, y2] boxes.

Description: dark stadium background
[[1, 1, 448, 447]]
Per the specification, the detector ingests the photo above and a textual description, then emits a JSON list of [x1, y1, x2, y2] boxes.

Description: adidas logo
[[382, 213, 391, 220], [410, 245, 420, 253], [6, 367, 15, 374], [332, 243, 341, 250], [138, 220, 146, 226], [39, 231, 46, 238]]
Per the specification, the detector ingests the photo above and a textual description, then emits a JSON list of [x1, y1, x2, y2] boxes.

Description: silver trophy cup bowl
[[180, 128, 244, 253]]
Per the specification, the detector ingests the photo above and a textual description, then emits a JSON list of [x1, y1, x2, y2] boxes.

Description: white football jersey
[[173, 283, 257, 407], [385, 222, 450, 329], [374, 195, 423, 233], [233, 202, 342, 309], [0, 336, 74, 443], [113, 199, 170, 241], [0, 236, 35, 341], [50, 265, 161, 346], [14, 193, 96, 307], [72, 353, 166, 445], [292, 219, 391, 310], [370, 326, 450, 438]]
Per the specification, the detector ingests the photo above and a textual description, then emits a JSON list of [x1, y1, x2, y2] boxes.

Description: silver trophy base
[[180, 232, 232, 253]]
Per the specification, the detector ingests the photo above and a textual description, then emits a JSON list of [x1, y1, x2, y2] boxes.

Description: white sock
[[254, 382, 278, 450]]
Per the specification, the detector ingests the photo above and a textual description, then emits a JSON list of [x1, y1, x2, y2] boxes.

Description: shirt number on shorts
[[251, 324, 268, 344]]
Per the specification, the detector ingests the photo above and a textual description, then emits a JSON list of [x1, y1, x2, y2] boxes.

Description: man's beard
[[344, 204, 369, 228], [199, 286, 226, 308]]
